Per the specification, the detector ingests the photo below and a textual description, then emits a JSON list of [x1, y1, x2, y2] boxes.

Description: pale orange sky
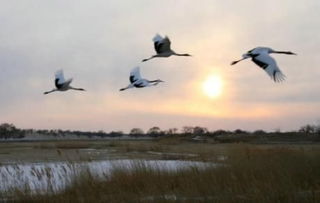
[[0, 0, 319, 132]]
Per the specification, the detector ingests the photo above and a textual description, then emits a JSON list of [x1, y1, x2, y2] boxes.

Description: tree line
[[0, 123, 320, 139]]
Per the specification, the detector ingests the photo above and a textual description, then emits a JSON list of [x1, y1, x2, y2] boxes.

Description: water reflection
[[0, 159, 214, 193]]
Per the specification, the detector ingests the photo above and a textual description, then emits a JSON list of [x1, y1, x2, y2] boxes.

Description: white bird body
[[120, 67, 163, 91], [44, 70, 85, 94], [231, 47, 296, 82], [142, 34, 191, 62]]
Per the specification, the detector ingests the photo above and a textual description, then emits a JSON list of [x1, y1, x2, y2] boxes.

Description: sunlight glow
[[202, 75, 223, 98]]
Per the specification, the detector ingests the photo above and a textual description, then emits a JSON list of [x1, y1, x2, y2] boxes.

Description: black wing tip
[[231, 61, 237, 65], [272, 71, 286, 83]]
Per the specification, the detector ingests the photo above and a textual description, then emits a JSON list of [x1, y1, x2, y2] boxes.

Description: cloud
[[0, 0, 319, 131]]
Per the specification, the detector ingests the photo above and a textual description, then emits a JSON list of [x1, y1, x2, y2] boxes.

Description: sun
[[202, 75, 223, 98]]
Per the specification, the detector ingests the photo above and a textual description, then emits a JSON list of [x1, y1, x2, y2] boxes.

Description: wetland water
[[0, 159, 214, 193]]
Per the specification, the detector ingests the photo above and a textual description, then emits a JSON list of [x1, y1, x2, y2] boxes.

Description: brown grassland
[[0, 136, 320, 202]]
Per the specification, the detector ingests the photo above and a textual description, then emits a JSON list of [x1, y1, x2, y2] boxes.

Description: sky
[[0, 0, 319, 133]]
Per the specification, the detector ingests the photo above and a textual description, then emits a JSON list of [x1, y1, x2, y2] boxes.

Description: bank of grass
[[12, 145, 320, 202]]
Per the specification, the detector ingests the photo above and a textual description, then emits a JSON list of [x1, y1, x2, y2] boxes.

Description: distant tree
[[129, 128, 144, 137], [316, 125, 320, 135], [193, 126, 208, 135], [49, 129, 58, 137], [274, 128, 281, 133], [147, 126, 163, 137], [211, 129, 229, 136], [37, 129, 49, 135], [109, 131, 124, 137], [64, 130, 71, 135], [182, 126, 194, 135], [0, 123, 14, 139], [24, 129, 34, 134], [57, 129, 66, 137], [299, 125, 316, 135], [253, 130, 267, 135], [166, 128, 178, 135], [233, 129, 247, 134], [96, 130, 106, 137], [0, 123, 24, 139]]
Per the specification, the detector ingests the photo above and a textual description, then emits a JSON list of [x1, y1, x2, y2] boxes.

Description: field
[[0, 137, 320, 202]]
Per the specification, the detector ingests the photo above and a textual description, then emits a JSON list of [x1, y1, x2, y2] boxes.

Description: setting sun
[[202, 75, 223, 98]]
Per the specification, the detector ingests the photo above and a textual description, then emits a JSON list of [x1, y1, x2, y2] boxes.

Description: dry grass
[[32, 141, 92, 149], [6, 144, 320, 202]]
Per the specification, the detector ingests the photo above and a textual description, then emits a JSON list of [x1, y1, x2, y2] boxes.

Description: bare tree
[[299, 125, 316, 135], [166, 128, 178, 135], [193, 126, 208, 135], [182, 126, 193, 135]]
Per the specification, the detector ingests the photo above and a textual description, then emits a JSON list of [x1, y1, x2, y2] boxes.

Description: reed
[[6, 144, 320, 202]]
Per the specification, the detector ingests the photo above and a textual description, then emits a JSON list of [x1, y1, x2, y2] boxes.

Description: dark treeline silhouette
[[0, 123, 320, 140], [0, 123, 25, 139]]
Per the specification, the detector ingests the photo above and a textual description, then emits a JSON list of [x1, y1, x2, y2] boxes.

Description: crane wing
[[64, 78, 73, 86], [153, 34, 171, 54], [252, 53, 285, 82], [55, 70, 66, 84], [153, 34, 163, 43], [130, 67, 142, 83], [54, 70, 73, 88], [133, 79, 148, 88]]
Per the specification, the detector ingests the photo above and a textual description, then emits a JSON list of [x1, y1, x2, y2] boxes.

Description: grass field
[[0, 137, 320, 202]]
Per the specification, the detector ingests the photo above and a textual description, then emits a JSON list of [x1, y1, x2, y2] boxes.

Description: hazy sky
[[1, 0, 319, 132]]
